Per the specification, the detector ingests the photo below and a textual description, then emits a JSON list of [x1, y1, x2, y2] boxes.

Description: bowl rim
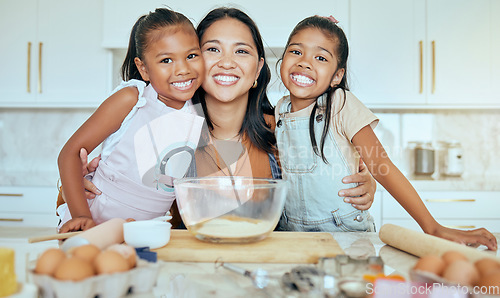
[[173, 176, 286, 189], [123, 221, 172, 229]]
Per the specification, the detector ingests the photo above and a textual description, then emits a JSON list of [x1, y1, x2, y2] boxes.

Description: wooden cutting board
[[153, 230, 344, 263]]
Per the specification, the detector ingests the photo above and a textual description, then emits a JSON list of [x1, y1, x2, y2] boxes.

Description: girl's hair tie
[[316, 15, 339, 24]]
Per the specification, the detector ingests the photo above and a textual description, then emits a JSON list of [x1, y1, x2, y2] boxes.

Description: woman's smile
[[213, 74, 240, 86]]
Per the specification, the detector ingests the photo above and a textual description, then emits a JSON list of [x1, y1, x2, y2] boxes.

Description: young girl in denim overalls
[[274, 16, 497, 250]]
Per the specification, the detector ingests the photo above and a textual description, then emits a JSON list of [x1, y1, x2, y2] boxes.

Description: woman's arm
[[58, 87, 139, 232], [339, 159, 376, 210], [352, 125, 497, 250]]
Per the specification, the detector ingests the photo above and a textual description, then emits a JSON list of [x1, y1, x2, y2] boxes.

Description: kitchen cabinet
[[0, 186, 59, 227], [349, 0, 500, 108], [102, 0, 349, 49], [381, 190, 500, 233], [0, 0, 110, 107]]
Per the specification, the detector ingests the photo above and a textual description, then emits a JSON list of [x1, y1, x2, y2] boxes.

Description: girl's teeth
[[172, 80, 193, 88], [292, 75, 314, 84], [214, 75, 238, 82]]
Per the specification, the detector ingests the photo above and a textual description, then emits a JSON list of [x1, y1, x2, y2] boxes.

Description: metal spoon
[[216, 260, 269, 289]]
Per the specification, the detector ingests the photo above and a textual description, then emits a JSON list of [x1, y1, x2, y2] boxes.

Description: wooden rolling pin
[[379, 224, 500, 262], [60, 218, 126, 251], [28, 231, 82, 243]]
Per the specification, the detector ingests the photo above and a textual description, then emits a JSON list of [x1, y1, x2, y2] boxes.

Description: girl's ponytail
[[121, 15, 146, 81]]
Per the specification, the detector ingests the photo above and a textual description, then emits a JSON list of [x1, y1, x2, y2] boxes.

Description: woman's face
[[200, 17, 264, 105]]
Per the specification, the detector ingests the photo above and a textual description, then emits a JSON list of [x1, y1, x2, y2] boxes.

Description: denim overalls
[[275, 95, 375, 232]]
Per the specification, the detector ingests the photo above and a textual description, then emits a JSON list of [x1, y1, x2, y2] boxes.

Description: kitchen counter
[[1, 227, 500, 297]]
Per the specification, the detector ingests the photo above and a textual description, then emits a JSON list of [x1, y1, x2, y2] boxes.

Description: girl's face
[[135, 26, 205, 109], [280, 27, 345, 109], [200, 17, 264, 105]]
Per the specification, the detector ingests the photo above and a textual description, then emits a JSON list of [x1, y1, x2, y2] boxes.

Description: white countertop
[[1, 227, 499, 297]]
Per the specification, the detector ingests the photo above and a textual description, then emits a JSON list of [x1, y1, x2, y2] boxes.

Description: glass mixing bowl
[[174, 177, 287, 243]]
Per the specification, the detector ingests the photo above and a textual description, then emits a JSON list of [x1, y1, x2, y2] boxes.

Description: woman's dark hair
[[281, 16, 349, 163], [193, 7, 276, 154], [121, 8, 194, 81]]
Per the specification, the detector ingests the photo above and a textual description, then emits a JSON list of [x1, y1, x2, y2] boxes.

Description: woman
[[58, 7, 377, 233]]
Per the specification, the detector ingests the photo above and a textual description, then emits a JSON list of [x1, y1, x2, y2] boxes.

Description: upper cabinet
[[102, 0, 349, 49], [0, 0, 109, 107], [348, 0, 500, 108]]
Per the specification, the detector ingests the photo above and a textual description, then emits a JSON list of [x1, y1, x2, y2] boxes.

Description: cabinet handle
[[431, 40, 436, 94], [0, 218, 24, 222], [0, 193, 23, 197], [425, 199, 475, 203], [419, 41, 423, 94], [445, 225, 476, 229], [27, 42, 32, 93], [38, 42, 43, 93]]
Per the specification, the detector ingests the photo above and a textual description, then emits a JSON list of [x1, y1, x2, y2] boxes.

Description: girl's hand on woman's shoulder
[[338, 159, 376, 211]]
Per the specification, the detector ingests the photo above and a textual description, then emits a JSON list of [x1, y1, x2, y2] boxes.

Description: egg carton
[[30, 259, 161, 298], [410, 270, 487, 297]]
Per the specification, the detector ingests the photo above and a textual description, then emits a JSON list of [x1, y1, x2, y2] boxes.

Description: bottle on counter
[[441, 141, 464, 177], [414, 142, 435, 176]]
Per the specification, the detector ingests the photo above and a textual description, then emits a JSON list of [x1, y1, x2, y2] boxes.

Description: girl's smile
[[290, 73, 315, 87], [171, 79, 195, 90]]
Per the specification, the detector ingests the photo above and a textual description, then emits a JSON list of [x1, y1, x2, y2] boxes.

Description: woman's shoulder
[[263, 113, 275, 125]]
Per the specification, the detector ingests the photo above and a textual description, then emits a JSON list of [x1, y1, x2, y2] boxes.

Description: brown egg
[[54, 257, 95, 281], [94, 250, 129, 274], [34, 248, 66, 276], [477, 270, 500, 295], [70, 244, 101, 263], [106, 244, 137, 269], [475, 258, 500, 278], [413, 255, 446, 276], [442, 260, 480, 286], [441, 250, 468, 265]]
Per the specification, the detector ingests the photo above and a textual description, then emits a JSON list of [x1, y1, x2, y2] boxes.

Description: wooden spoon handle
[[28, 231, 82, 243]]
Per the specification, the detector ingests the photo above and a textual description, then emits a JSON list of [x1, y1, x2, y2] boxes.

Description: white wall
[[1, 108, 499, 187]]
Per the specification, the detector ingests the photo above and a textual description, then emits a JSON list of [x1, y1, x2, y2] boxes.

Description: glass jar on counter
[[414, 142, 435, 176], [441, 141, 464, 177]]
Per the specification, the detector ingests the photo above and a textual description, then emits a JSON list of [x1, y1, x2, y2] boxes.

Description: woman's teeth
[[291, 74, 314, 85], [172, 79, 193, 88], [214, 75, 239, 83]]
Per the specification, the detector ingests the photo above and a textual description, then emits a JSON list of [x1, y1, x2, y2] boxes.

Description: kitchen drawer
[[0, 212, 58, 227], [382, 191, 500, 219], [382, 219, 500, 233], [0, 186, 58, 213]]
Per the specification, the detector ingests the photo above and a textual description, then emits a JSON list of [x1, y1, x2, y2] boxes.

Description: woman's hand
[[431, 225, 498, 251], [79, 148, 101, 199], [59, 216, 96, 233], [339, 159, 376, 210]]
